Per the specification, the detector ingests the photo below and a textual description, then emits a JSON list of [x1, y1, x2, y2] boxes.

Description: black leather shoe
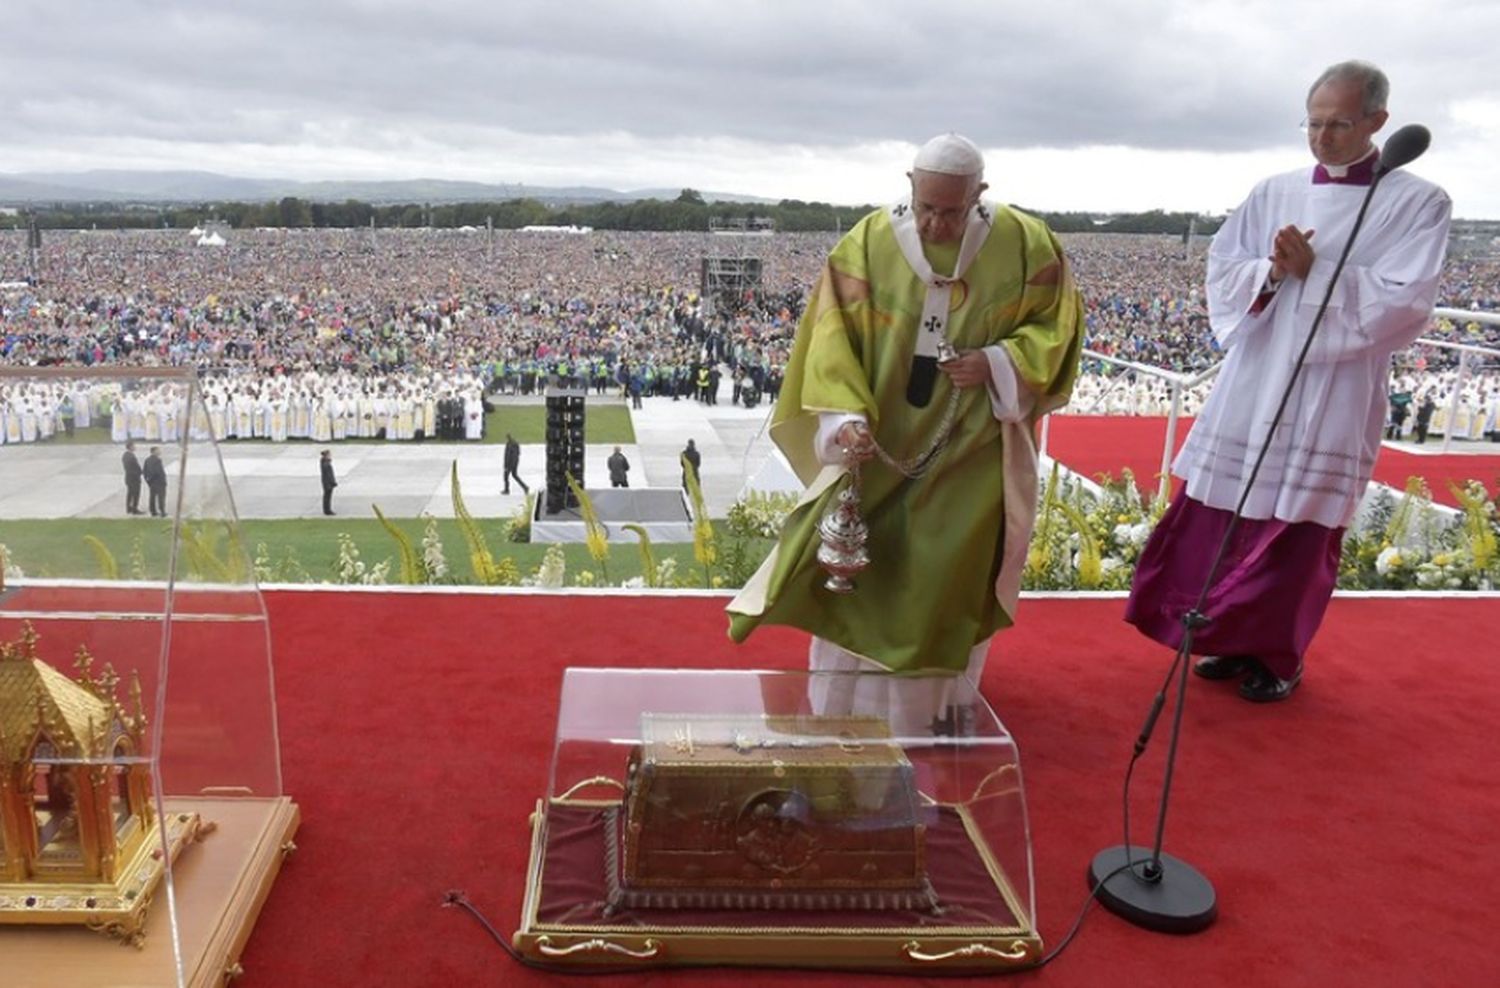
[[1193, 654, 1254, 681], [1239, 664, 1301, 703]]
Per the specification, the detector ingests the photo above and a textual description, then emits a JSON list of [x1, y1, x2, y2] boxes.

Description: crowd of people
[[0, 226, 1496, 444]]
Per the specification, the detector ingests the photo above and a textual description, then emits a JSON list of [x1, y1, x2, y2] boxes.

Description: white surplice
[[1175, 165, 1451, 528]]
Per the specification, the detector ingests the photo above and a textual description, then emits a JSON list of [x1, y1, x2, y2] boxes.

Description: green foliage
[[179, 521, 250, 583], [450, 461, 504, 584], [128, 535, 148, 580], [566, 473, 610, 582], [373, 504, 427, 584], [622, 524, 659, 589], [507, 493, 533, 543], [254, 541, 312, 583], [83, 535, 119, 580], [717, 534, 762, 589], [682, 452, 716, 586], [726, 490, 798, 539], [1025, 467, 1153, 591]]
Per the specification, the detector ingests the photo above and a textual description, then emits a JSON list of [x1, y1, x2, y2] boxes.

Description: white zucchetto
[[912, 133, 984, 176]]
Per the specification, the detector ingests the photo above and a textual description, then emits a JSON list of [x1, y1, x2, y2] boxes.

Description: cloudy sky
[[7, 0, 1500, 216]]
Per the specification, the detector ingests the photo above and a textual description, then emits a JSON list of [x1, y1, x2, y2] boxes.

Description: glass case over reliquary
[[0, 367, 298, 988], [514, 667, 1041, 973]]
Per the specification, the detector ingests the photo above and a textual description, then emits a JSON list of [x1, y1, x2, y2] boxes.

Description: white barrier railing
[[1423, 309, 1500, 453], [1045, 350, 1220, 501], [1046, 306, 1499, 499]]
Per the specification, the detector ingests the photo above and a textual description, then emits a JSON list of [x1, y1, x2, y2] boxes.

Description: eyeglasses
[[1300, 116, 1366, 134]]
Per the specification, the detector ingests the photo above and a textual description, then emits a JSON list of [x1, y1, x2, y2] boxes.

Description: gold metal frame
[[0, 810, 208, 947], [512, 795, 1043, 971]]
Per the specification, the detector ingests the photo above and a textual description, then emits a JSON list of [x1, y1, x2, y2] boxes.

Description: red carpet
[[1371, 447, 1500, 505], [1046, 415, 1192, 495], [1047, 415, 1500, 508], [206, 588, 1499, 988]]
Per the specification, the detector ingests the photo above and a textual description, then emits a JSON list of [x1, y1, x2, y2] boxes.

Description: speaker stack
[[544, 386, 587, 514]]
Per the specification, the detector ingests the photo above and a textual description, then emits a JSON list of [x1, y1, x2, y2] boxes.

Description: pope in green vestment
[[726, 169, 1083, 674]]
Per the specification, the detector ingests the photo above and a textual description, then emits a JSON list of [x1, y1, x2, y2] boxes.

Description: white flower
[[420, 515, 448, 579], [534, 544, 566, 589], [0, 543, 23, 580], [1375, 546, 1403, 575]]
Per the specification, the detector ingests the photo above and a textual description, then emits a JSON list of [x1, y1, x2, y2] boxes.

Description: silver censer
[[816, 460, 870, 593]]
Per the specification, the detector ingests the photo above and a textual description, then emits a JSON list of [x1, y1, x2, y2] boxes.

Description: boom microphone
[[1379, 124, 1430, 176]]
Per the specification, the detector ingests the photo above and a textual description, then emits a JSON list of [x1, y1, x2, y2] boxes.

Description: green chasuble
[[726, 203, 1083, 673]]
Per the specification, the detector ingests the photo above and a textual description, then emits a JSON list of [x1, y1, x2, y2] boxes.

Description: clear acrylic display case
[[514, 667, 1040, 972], [0, 367, 298, 988]]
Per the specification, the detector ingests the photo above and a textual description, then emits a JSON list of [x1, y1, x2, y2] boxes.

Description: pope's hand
[[835, 421, 877, 463], [939, 349, 991, 389]]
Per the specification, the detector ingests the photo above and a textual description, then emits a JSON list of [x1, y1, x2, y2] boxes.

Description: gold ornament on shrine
[[0, 622, 210, 947]]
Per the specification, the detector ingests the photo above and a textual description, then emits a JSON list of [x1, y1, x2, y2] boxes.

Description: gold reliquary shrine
[[0, 623, 207, 946]]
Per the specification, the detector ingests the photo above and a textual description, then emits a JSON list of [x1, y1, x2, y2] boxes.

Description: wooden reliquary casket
[[608, 713, 936, 912]]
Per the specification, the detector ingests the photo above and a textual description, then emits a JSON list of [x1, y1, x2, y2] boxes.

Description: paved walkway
[[0, 388, 793, 521]]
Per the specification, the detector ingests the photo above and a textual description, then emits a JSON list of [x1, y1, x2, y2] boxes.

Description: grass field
[[0, 515, 771, 589]]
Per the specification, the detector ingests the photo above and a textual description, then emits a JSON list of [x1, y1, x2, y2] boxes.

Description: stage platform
[[532, 487, 693, 543]]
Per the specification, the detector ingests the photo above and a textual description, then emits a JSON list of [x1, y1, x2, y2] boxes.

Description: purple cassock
[[1124, 490, 1343, 681]]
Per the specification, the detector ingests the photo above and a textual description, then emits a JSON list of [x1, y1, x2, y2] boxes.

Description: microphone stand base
[[1089, 845, 1217, 934]]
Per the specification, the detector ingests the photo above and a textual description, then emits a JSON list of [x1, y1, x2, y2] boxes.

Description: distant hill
[[0, 169, 777, 207]]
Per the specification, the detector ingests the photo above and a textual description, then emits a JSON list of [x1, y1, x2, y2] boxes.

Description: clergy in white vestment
[[357, 394, 375, 438], [331, 394, 349, 441], [142, 400, 161, 442], [422, 394, 438, 440], [160, 397, 179, 443], [271, 397, 289, 442], [1127, 61, 1451, 703], [313, 394, 333, 442], [110, 395, 129, 442], [230, 393, 250, 439], [72, 388, 92, 429], [463, 393, 484, 440], [293, 392, 312, 438], [209, 393, 228, 441], [395, 395, 414, 440], [257, 394, 274, 439]]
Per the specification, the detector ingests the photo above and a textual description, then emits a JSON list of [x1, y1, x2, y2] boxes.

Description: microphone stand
[[1089, 156, 1402, 933]]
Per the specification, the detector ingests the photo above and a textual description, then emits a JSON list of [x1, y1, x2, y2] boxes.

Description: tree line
[[2, 190, 1221, 237]]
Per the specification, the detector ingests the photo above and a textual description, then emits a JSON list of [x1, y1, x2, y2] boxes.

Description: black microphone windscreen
[[1379, 124, 1431, 175]]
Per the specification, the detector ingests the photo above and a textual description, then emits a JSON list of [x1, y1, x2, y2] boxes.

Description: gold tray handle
[[902, 939, 1031, 963], [554, 776, 627, 801], [535, 936, 661, 960]]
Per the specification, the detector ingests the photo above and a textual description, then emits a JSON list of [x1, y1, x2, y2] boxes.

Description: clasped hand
[[1270, 224, 1316, 282]]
